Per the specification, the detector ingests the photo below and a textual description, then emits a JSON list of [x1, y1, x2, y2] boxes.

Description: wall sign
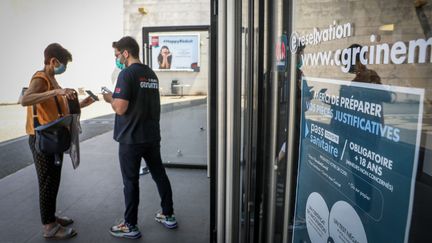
[[292, 77, 424, 243], [150, 34, 200, 72]]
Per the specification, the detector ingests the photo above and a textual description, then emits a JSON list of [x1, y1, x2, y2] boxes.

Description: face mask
[[54, 63, 66, 75], [116, 57, 125, 70]]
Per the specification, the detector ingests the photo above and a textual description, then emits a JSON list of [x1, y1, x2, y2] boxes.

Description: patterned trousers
[[28, 135, 62, 225]]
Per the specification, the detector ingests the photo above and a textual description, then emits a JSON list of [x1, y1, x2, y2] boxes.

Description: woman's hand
[[56, 88, 77, 100], [80, 96, 96, 108]]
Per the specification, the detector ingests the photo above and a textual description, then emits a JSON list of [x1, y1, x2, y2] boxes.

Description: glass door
[[286, 1, 432, 242]]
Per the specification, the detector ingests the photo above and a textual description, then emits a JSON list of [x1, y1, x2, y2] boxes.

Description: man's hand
[[102, 92, 128, 115], [103, 92, 113, 103], [80, 96, 96, 108]]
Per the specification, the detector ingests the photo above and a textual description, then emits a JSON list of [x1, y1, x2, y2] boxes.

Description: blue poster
[[292, 77, 424, 243]]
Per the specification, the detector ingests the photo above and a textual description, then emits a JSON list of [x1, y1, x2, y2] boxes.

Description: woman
[[20, 43, 95, 240], [157, 45, 172, 69]]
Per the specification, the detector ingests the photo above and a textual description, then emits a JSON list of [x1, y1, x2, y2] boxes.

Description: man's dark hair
[[112, 41, 117, 48], [348, 43, 363, 62], [44, 43, 72, 65], [343, 43, 363, 73], [115, 36, 139, 58]]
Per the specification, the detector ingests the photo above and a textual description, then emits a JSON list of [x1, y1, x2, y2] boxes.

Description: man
[[103, 36, 177, 239], [111, 41, 150, 176]]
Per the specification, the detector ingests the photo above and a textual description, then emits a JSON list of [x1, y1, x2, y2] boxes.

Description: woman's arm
[[79, 96, 95, 108], [20, 78, 56, 106], [162, 55, 171, 69], [159, 54, 171, 69], [20, 78, 76, 106], [159, 58, 168, 69]]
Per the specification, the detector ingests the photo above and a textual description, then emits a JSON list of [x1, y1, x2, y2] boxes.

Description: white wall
[[0, 0, 123, 103], [123, 0, 210, 95]]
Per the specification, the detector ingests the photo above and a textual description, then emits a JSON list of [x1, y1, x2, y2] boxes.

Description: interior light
[[379, 24, 394, 32], [138, 7, 148, 15]]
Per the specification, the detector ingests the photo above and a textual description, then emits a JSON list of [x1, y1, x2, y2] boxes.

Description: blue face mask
[[116, 57, 125, 70], [54, 63, 66, 75]]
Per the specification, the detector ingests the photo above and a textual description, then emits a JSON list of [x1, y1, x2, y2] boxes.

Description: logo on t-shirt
[[139, 77, 159, 89], [115, 87, 121, 93]]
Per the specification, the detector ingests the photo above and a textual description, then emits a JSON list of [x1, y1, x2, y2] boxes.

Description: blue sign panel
[[292, 77, 424, 243]]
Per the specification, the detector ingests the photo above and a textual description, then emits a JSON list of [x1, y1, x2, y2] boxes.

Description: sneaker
[[155, 212, 178, 229], [110, 221, 142, 239]]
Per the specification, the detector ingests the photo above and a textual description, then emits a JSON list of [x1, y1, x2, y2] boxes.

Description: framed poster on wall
[[149, 34, 200, 72]]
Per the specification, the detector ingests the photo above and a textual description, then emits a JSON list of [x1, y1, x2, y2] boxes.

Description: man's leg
[[139, 159, 150, 175], [142, 142, 174, 216], [118, 143, 142, 226]]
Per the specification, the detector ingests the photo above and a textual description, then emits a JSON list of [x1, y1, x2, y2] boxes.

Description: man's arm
[[103, 93, 129, 116]]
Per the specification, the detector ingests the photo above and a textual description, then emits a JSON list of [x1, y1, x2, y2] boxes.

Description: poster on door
[[291, 77, 424, 243], [150, 34, 200, 72]]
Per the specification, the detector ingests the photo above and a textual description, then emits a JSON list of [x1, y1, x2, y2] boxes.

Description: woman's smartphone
[[85, 90, 99, 101], [18, 87, 28, 103]]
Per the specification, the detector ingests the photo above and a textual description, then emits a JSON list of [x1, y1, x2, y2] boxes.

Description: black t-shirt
[[112, 63, 161, 144]]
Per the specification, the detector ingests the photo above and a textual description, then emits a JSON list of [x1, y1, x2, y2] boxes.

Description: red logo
[[151, 36, 159, 47], [276, 41, 286, 62], [115, 87, 121, 93]]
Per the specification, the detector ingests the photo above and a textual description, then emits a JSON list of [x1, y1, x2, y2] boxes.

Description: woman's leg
[[28, 135, 62, 225]]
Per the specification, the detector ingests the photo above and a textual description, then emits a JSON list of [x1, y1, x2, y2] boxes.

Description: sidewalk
[[0, 130, 210, 243], [0, 95, 209, 242], [0, 95, 206, 143], [0, 96, 207, 179]]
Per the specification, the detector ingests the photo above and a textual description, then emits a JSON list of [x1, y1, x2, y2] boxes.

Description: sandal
[[56, 216, 74, 227], [43, 223, 77, 240]]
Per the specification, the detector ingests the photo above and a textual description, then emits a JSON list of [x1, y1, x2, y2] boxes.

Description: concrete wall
[[123, 0, 210, 95], [291, 0, 432, 176], [294, 0, 432, 103]]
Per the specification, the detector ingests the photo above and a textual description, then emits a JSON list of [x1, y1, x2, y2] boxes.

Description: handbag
[[33, 96, 72, 155]]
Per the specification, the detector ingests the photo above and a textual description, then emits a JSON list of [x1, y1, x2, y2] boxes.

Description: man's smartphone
[[101, 86, 112, 94], [85, 90, 99, 101]]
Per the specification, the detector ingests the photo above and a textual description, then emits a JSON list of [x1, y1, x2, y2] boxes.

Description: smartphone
[[21, 87, 28, 96], [85, 90, 99, 101], [18, 87, 28, 103], [101, 86, 112, 94]]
